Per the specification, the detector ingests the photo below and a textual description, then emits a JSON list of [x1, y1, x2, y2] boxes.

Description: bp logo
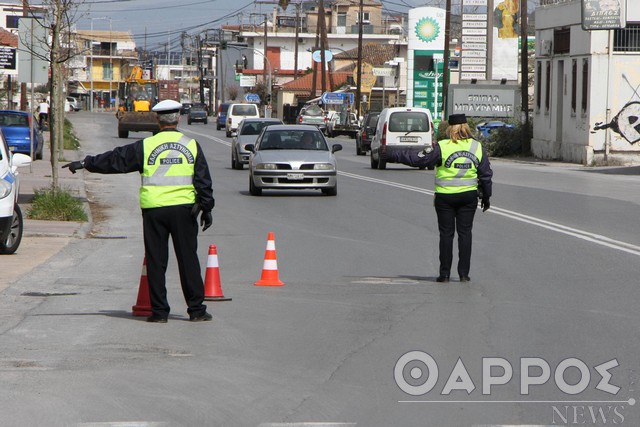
[[415, 17, 440, 43]]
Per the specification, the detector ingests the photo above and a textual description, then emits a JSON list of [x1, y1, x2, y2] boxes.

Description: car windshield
[[191, 104, 206, 111], [259, 130, 328, 151], [232, 105, 256, 115], [302, 105, 324, 116], [241, 121, 279, 136], [366, 113, 380, 127], [388, 112, 429, 133], [0, 113, 28, 127]]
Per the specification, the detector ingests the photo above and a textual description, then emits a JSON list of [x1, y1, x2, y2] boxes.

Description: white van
[[225, 103, 260, 137], [370, 107, 435, 170]]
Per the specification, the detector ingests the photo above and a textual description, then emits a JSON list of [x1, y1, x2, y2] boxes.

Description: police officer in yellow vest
[[63, 100, 215, 322], [383, 113, 493, 283]]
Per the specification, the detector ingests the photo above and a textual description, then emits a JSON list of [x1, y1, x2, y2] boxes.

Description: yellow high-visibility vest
[[434, 138, 483, 194], [140, 132, 197, 208]]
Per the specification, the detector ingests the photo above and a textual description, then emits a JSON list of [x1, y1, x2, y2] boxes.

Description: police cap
[[448, 114, 467, 125], [152, 99, 182, 114]]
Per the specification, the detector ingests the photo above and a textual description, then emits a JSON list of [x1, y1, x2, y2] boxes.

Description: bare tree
[[227, 84, 240, 101]]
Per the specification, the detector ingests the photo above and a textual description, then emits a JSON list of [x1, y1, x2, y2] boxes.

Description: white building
[[533, 0, 640, 165]]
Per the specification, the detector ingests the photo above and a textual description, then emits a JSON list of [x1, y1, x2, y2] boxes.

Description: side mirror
[[331, 144, 342, 153], [245, 144, 255, 153], [11, 153, 32, 170]]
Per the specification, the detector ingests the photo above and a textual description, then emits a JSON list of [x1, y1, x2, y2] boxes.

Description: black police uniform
[[80, 129, 214, 319]]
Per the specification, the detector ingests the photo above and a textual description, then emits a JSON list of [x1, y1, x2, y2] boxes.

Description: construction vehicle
[[116, 66, 160, 138]]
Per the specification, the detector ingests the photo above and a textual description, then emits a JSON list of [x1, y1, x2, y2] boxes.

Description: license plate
[[287, 173, 304, 180], [399, 136, 420, 143]]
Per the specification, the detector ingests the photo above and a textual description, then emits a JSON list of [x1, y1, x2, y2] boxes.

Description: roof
[[280, 70, 351, 94], [0, 28, 17, 47], [75, 30, 135, 44], [333, 42, 398, 67]]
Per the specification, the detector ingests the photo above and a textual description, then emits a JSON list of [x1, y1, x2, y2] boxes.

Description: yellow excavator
[[116, 66, 160, 138]]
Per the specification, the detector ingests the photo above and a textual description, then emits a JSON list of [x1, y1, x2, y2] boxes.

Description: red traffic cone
[[132, 257, 153, 316], [255, 231, 284, 287], [204, 245, 232, 301]]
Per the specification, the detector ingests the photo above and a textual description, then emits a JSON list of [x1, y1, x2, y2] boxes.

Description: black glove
[[62, 161, 84, 174], [191, 203, 202, 218], [481, 198, 490, 212], [200, 211, 212, 231]]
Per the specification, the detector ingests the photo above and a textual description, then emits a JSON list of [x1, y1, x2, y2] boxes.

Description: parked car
[[66, 96, 81, 112], [0, 130, 32, 254], [231, 117, 283, 170], [370, 107, 435, 170], [476, 120, 515, 138], [187, 103, 208, 125], [0, 110, 44, 160], [297, 104, 327, 133], [226, 103, 260, 137], [216, 102, 232, 131], [246, 124, 342, 196], [355, 111, 380, 154]]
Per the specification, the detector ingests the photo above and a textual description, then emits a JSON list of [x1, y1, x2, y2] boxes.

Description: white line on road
[[180, 127, 230, 147], [339, 171, 640, 258]]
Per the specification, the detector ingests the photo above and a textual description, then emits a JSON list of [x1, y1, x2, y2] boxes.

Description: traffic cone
[[204, 245, 232, 301], [255, 231, 284, 287], [132, 257, 153, 316]]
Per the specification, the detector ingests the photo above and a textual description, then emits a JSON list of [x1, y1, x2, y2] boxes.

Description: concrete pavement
[[0, 140, 91, 291]]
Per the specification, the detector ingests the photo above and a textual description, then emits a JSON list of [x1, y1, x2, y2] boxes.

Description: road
[[1, 111, 639, 427]]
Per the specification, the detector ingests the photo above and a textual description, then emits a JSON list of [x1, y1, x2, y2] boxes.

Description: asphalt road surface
[[1, 111, 639, 427]]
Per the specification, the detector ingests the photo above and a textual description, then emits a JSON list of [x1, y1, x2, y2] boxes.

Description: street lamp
[[230, 45, 272, 116]]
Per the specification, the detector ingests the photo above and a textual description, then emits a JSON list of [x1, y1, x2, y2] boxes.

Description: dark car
[[355, 111, 380, 155], [216, 102, 232, 130], [180, 102, 192, 115], [0, 110, 44, 160], [188, 103, 208, 125]]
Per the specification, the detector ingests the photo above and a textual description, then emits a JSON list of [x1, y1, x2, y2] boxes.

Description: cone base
[[254, 279, 284, 287], [132, 305, 153, 317], [205, 296, 232, 301]]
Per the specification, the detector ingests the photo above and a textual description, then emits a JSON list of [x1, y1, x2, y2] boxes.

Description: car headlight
[[313, 163, 334, 170], [0, 179, 12, 199], [256, 163, 278, 170]]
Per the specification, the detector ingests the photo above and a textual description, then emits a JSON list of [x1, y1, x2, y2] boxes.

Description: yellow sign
[[353, 62, 377, 91]]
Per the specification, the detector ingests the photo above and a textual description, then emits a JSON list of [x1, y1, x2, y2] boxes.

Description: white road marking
[[339, 171, 640, 258]]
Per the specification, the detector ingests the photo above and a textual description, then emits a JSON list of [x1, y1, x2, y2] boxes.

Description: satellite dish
[[312, 50, 333, 63]]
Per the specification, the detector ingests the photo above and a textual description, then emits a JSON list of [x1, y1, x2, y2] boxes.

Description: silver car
[[232, 118, 283, 170], [246, 125, 342, 196]]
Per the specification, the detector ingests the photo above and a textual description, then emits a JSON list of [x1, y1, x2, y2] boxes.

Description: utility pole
[[20, 0, 28, 111], [294, 2, 300, 80], [197, 35, 204, 104], [263, 15, 268, 87], [520, 0, 530, 154], [441, 0, 452, 119], [318, 0, 327, 95], [355, 0, 364, 117], [311, 11, 321, 97]]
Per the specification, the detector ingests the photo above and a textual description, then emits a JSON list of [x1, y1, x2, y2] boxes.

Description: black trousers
[[434, 190, 478, 278], [142, 204, 206, 318]]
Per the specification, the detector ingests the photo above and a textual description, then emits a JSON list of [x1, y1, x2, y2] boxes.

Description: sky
[[73, 0, 539, 53]]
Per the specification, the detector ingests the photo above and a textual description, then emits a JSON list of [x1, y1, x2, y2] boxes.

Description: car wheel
[[118, 130, 129, 138], [370, 150, 379, 169], [36, 140, 44, 160], [231, 153, 236, 169], [204, 119, 208, 125], [0, 204, 23, 255], [378, 157, 387, 170], [188, 120, 192, 125], [322, 185, 337, 196], [249, 175, 262, 196], [226, 130, 231, 137], [216, 124, 221, 130], [356, 140, 363, 156]]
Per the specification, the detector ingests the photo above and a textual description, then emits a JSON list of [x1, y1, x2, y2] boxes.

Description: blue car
[[0, 110, 44, 160], [216, 102, 232, 130], [476, 120, 515, 138]]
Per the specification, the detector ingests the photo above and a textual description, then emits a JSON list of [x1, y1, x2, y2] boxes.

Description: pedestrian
[[62, 99, 215, 322], [382, 113, 493, 283], [38, 100, 49, 128]]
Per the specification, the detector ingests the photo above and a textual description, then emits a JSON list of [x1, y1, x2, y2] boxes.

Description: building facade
[[533, 0, 640, 165]]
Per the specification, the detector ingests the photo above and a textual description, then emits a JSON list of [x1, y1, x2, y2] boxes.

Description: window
[[337, 12, 346, 27], [536, 61, 542, 111], [553, 28, 570, 54], [581, 59, 589, 114], [614, 24, 640, 52], [357, 12, 370, 24], [545, 61, 551, 113], [571, 59, 577, 114], [5, 15, 19, 29], [102, 63, 113, 80]]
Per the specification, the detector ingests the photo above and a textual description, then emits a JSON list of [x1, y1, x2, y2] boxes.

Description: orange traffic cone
[[204, 245, 232, 301], [132, 257, 153, 316], [255, 231, 284, 287]]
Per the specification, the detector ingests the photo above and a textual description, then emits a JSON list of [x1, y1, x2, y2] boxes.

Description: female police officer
[[383, 113, 493, 283], [63, 100, 214, 322]]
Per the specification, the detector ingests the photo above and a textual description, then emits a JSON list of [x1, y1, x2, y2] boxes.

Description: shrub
[[27, 186, 88, 222]]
